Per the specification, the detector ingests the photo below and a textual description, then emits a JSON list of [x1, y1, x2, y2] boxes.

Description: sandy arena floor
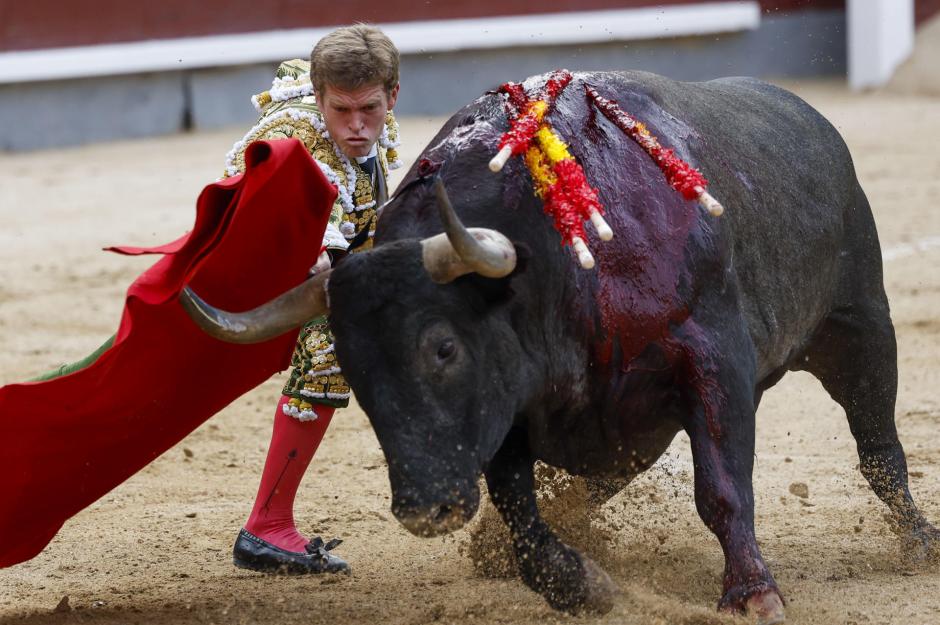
[[0, 81, 938, 625]]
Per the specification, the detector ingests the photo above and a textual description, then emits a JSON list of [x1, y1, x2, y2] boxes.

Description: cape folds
[[0, 139, 335, 568]]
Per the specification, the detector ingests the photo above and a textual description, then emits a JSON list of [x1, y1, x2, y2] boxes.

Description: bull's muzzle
[[392, 485, 480, 537]]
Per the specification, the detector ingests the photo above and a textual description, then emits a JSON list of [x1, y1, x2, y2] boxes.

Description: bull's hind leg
[[484, 427, 618, 614], [798, 183, 938, 561], [800, 303, 940, 562]]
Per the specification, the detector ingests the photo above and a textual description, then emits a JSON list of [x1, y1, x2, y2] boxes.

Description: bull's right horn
[[179, 271, 330, 344], [422, 178, 517, 284]]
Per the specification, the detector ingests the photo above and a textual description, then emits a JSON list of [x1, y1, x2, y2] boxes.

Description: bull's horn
[[423, 178, 516, 283], [179, 271, 330, 344]]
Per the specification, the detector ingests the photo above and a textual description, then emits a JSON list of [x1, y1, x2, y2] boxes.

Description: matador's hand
[[310, 250, 331, 276]]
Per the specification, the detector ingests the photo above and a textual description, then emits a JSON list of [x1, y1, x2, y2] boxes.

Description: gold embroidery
[[224, 59, 396, 409]]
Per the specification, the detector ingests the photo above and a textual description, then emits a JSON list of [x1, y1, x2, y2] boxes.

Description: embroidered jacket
[[223, 59, 402, 419]]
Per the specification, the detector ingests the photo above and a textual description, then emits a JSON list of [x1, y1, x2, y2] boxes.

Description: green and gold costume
[[223, 59, 401, 420]]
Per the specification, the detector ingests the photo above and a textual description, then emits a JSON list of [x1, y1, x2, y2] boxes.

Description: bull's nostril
[[431, 504, 453, 524]]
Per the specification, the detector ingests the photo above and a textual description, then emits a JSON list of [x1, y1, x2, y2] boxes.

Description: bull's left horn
[[426, 178, 516, 282], [179, 271, 330, 344]]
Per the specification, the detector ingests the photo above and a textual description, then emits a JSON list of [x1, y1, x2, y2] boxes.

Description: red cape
[[0, 139, 335, 567]]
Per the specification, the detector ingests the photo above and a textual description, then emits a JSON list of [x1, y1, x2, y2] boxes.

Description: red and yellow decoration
[[490, 71, 724, 270], [525, 127, 612, 268], [585, 86, 724, 218], [492, 70, 610, 269]]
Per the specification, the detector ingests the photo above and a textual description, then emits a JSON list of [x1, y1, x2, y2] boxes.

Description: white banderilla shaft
[[571, 236, 596, 269], [488, 145, 513, 172], [589, 209, 613, 241], [695, 186, 724, 217]]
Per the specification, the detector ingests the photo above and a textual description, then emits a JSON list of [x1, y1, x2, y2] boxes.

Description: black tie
[[360, 156, 377, 185]]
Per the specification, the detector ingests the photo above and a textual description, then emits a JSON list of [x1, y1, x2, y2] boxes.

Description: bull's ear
[[463, 242, 530, 306]]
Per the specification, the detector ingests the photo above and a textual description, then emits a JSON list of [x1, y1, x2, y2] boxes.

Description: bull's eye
[[437, 339, 456, 361], [418, 322, 462, 374]]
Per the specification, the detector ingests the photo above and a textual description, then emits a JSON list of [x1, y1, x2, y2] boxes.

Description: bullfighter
[[220, 23, 402, 575]]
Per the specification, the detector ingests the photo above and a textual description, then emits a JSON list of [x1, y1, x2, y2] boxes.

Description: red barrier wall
[[917, 0, 940, 23], [0, 0, 845, 52]]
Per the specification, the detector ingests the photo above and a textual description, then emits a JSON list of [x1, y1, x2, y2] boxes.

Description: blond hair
[[310, 24, 400, 96]]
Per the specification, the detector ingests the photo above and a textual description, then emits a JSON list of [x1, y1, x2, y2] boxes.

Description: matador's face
[[318, 82, 400, 159]]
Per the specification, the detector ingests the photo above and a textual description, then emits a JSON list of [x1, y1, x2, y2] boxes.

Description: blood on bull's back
[[549, 72, 862, 379]]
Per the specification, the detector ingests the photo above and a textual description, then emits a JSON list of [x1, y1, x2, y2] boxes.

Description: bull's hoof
[[719, 584, 785, 625], [900, 522, 940, 565], [744, 590, 786, 625], [518, 540, 618, 615], [540, 554, 618, 615], [578, 556, 618, 614]]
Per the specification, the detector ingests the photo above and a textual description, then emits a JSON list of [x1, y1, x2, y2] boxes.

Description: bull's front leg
[[484, 426, 618, 614], [671, 318, 786, 625]]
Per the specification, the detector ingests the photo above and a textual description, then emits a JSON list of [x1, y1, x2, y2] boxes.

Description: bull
[[180, 71, 939, 623]]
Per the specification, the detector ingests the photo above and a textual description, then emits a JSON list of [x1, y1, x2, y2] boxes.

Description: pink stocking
[[243, 395, 335, 552]]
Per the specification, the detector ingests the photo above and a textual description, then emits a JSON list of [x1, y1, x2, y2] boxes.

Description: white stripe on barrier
[[882, 236, 940, 262], [0, 3, 760, 84]]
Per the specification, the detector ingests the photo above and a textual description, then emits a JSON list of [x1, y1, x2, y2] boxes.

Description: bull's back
[[586, 72, 864, 374]]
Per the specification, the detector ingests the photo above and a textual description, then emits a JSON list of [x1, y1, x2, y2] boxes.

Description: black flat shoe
[[233, 528, 350, 575]]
